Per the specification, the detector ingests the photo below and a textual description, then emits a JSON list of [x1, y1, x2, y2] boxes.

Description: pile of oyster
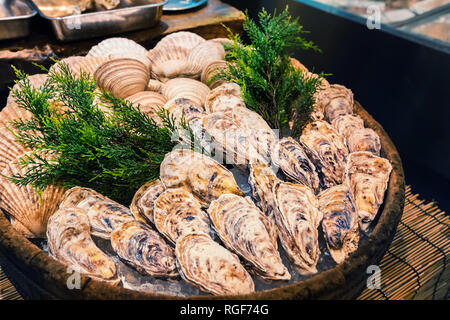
[[0, 32, 393, 296]]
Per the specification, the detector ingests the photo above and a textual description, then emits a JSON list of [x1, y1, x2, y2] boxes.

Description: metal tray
[[163, 0, 207, 12], [0, 0, 37, 41], [28, 0, 167, 42]]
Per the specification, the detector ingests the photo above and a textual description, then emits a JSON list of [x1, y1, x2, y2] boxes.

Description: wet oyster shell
[[345, 151, 392, 231], [111, 220, 178, 278], [300, 120, 349, 188], [175, 233, 255, 296], [159, 149, 243, 207], [315, 84, 354, 122], [290, 57, 309, 73], [331, 114, 364, 140], [204, 82, 245, 113], [346, 127, 381, 155], [130, 180, 165, 224], [47, 207, 119, 284], [208, 194, 289, 281], [273, 181, 322, 275], [318, 184, 359, 264]]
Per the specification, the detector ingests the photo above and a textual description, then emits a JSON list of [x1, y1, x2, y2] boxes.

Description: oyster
[[346, 128, 381, 155], [273, 181, 322, 275], [318, 185, 359, 264], [300, 120, 349, 188], [201, 60, 228, 89], [47, 207, 119, 284], [162, 78, 210, 108], [345, 151, 392, 231], [331, 114, 364, 140], [315, 84, 354, 122], [175, 233, 255, 296], [111, 220, 178, 278], [59, 187, 134, 239], [204, 82, 244, 113], [130, 180, 165, 224], [208, 194, 289, 281], [154, 188, 211, 245], [159, 149, 243, 207], [290, 57, 309, 73]]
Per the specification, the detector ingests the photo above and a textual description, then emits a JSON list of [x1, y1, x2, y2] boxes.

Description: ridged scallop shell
[[345, 151, 392, 231], [315, 84, 354, 122], [160, 149, 243, 207], [94, 58, 150, 99], [47, 207, 119, 284], [208, 194, 289, 281], [300, 120, 349, 188], [163, 97, 205, 127], [319, 184, 359, 264], [0, 127, 30, 171], [70, 56, 112, 77], [175, 233, 255, 296], [0, 161, 66, 238], [162, 78, 210, 107], [331, 114, 364, 140], [290, 57, 309, 73], [273, 137, 320, 192], [154, 31, 206, 51], [209, 38, 234, 46], [201, 60, 228, 89], [59, 187, 135, 239], [154, 188, 211, 245], [148, 79, 165, 92], [87, 37, 150, 69], [204, 82, 244, 113], [125, 91, 167, 125], [147, 45, 190, 81], [95, 0, 120, 10], [7, 74, 48, 105], [273, 181, 322, 275], [183, 41, 226, 78], [48, 56, 85, 75], [9, 217, 35, 238], [130, 180, 165, 224], [111, 220, 178, 278]]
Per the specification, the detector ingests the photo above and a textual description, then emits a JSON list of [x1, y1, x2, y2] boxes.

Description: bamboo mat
[[0, 186, 448, 300]]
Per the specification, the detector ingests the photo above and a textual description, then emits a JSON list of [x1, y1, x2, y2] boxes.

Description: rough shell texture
[[273, 181, 322, 275], [59, 187, 134, 239], [95, 0, 120, 10], [204, 82, 245, 113], [130, 180, 165, 224], [201, 60, 228, 89], [153, 188, 211, 245], [184, 41, 226, 78], [345, 151, 392, 231], [208, 194, 289, 281], [9, 217, 35, 238], [0, 126, 30, 171], [48, 56, 85, 75], [110, 220, 178, 278], [315, 84, 354, 122], [318, 184, 359, 264], [175, 233, 255, 296], [94, 58, 150, 100], [148, 79, 165, 92], [70, 56, 112, 77], [346, 127, 381, 155], [163, 97, 204, 126], [160, 149, 243, 207], [147, 45, 190, 80], [331, 114, 365, 140], [162, 78, 210, 107], [290, 57, 309, 73], [47, 207, 119, 284], [154, 31, 206, 52], [300, 120, 349, 189]]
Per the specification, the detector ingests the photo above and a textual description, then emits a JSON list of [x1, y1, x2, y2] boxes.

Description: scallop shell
[[0, 161, 66, 238], [130, 180, 165, 224], [148, 79, 166, 92], [208, 194, 290, 281], [273, 181, 322, 275], [125, 91, 167, 125], [163, 97, 205, 127], [48, 56, 85, 75], [70, 56, 112, 77], [154, 31, 206, 52], [273, 137, 320, 192], [47, 207, 119, 284], [315, 84, 354, 122], [9, 217, 35, 238], [87, 37, 150, 69], [147, 45, 190, 81], [175, 233, 255, 296], [183, 41, 226, 78], [318, 184, 359, 264], [300, 120, 349, 188], [204, 82, 245, 113], [209, 37, 234, 47], [345, 151, 392, 231], [94, 58, 150, 99], [154, 188, 211, 245], [111, 220, 178, 278], [0, 127, 30, 171], [201, 60, 228, 89], [95, 0, 120, 10], [290, 57, 309, 73], [159, 149, 243, 207], [162, 78, 210, 107], [59, 187, 135, 239], [7, 74, 48, 105]]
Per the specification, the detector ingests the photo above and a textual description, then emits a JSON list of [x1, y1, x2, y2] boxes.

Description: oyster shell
[[290, 57, 309, 73], [94, 58, 150, 99], [208, 194, 289, 281], [95, 0, 120, 10], [111, 220, 178, 278], [159, 149, 243, 207], [346, 128, 381, 155], [175, 233, 255, 296], [331, 114, 364, 140], [162, 78, 210, 108], [59, 187, 135, 239], [184, 41, 226, 79], [273, 181, 322, 275], [315, 84, 354, 122], [201, 60, 228, 89], [147, 45, 190, 81], [318, 184, 359, 264], [204, 82, 245, 113], [130, 180, 165, 224], [345, 151, 392, 231], [273, 137, 320, 192], [300, 120, 349, 188], [47, 207, 119, 284], [154, 31, 206, 52], [163, 97, 204, 128], [154, 188, 211, 245]]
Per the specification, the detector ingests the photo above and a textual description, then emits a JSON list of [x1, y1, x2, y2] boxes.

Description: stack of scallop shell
[[0, 32, 393, 296]]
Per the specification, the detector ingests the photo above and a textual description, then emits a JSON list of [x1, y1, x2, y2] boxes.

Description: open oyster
[[300, 120, 349, 188], [47, 207, 119, 284], [153, 188, 211, 245], [318, 185, 359, 264], [208, 194, 289, 281], [175, 233, 255, 296], [273, 181, 322, 275], [345, 151, 392, 231], [59, 187, 134, 239], [130, 180, 165, 224], [111, 220, 178, 278]]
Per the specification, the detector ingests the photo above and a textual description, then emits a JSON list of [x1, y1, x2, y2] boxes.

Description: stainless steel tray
[[0, 0, 37, 41], [28, 0, 167, 42]]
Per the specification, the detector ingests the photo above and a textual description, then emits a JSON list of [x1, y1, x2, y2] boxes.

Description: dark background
[[224, 0, 450, 214]]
